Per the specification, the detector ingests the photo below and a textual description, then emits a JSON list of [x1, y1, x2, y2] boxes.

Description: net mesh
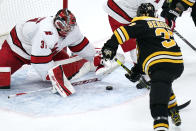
[[0, 0, 65, 37]]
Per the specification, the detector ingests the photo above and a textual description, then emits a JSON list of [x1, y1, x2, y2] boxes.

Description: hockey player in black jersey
[[101, 3, 184, 131], [161, 0, 196, 29]]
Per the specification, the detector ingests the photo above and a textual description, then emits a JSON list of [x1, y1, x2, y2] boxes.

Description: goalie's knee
[[0, 67, 11, 89]]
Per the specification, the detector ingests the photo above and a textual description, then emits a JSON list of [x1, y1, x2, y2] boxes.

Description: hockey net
[[0, 0, 67, 43]]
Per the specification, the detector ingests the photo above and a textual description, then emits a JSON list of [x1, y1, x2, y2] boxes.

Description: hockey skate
[[169, 107, 181, 126]]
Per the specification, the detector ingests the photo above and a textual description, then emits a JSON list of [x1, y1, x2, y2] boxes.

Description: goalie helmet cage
[[0, 0, 68, 37]]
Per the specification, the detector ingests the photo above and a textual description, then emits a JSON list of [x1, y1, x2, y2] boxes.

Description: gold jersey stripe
[[119, 26, 129, 41], [145, 59, 184, 74], [114, 30, 123, 44], [182, 0, 194, 6], [154, 123, 169, 128], [142, 51, 182, 73]]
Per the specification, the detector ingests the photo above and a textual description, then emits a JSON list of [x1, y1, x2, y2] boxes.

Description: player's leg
[[150, 71, 172, 131], [48, 54, 90, 97], [150, 63, 184, 130], [0, 41, 27, 89], [167, 63, 184, 126], [168, 90, 181, 126]]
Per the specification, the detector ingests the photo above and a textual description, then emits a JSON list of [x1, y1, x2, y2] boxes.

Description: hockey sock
[[153, 116, 169, 131]]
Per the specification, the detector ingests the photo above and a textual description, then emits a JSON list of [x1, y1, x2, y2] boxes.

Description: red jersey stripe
[[10, 27, 29, 55], [68, 37, 89, 52], [107, 0, 132, 22], [31, 54, 53, 64]]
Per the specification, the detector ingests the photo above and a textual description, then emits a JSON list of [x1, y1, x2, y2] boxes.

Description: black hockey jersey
[[111, 16, 184, 75]]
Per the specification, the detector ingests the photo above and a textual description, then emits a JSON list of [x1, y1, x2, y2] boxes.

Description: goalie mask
[[54, 9, 76, 37], [137, 3, 155, 17]]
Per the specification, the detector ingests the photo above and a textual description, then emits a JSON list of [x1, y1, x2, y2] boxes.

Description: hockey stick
[[173, 29, 196, 52], [8, 77, 100, 99], [115, 58, 191, 110], [177, 100, 191, 110], [115, 58, 131, 74]]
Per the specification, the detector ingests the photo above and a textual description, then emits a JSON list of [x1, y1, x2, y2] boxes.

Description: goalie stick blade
[[177, 100, 191, 111], [8, 77, 100, 99]]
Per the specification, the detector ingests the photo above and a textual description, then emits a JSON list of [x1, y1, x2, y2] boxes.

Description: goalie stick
[[8, 77, 100, 99], [173, 29, 196, 52]]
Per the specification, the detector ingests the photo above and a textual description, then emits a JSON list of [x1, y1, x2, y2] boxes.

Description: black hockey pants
[[149, 63, 184, 118]]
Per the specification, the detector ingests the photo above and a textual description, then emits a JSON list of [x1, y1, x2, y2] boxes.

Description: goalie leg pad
[[60, 58, 89, 80], [0, 67, 11, 89], [48, 65, 75, 97], [49, 56, 90, 81]]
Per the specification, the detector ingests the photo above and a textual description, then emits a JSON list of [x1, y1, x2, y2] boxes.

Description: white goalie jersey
[[6, 16, 95, 80], [103, 0, 164, 24]]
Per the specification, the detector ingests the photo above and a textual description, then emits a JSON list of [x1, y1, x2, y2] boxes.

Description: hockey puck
[[106, 86, 113, 90]]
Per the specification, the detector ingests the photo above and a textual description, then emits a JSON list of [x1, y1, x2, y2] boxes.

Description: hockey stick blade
[[177, 100, 191, 111]]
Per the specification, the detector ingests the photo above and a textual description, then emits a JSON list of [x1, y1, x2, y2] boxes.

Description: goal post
[[63, 0, 68, 9], [0, 0, 68, 38]]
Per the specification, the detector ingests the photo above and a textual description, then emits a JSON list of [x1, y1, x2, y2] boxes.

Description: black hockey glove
[[161, 9, 179, 30], [125, 64, 141, 82], [161, 2, 185, 30], [101, 36, 119, 60], [161, 8, 180, 21], [136, 76, 151, 89], [125, 73, 141, 82], [101, 46, 117, 60]]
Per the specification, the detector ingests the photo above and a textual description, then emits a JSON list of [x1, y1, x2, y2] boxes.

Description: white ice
[[0, 0, 196, 131]]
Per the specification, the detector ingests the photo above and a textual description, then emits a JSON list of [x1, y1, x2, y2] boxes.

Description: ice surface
[[0, 64, 148, 117]]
